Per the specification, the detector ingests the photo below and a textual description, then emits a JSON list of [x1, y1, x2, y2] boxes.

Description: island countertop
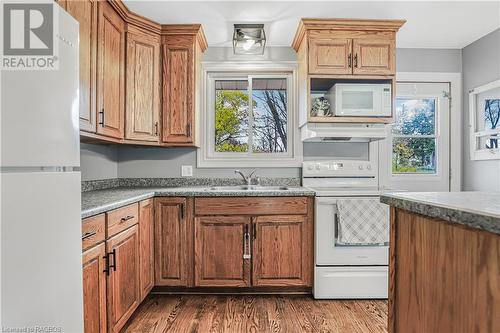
[[381, 191, 500, 235]]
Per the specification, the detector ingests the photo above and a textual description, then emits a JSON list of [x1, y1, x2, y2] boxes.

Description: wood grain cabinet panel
[[252, 215, 312, 287], [65, 0, 97, 133], [106, 225, 140, 333], [162, 40, 194, 144], [138, 199, 154, 300], [82, 243, 107, 333], [195, 216, 251, 287], [82, 213, 105, 251], [96, 1, 125, 139], [125, 31, 161, 142], [154, 198, 192, 286], [352, 39, 395, 75], [309, 36, 352, 75]]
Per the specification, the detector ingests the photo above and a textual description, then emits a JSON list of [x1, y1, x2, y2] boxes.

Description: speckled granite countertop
[[381, 192, 500, 235], [82, 186, 315, 219]]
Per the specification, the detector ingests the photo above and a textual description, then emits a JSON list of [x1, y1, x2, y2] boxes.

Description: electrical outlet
[[181, 165, 193, 177]]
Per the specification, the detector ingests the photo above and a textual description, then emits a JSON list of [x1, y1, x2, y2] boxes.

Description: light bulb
[[242, 39, 255, 51]]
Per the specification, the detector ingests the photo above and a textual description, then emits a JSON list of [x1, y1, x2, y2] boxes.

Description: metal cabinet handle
[[186, 124, 191, 137], [82, 231, 96, 241], [179, 203, 185, 221], [253, 223, 257, 240], [243, 225, 251, 259], [120, 215, 134, 222], [155, 122, 159, 136], [354, 54, 358, 68], [348, 54, 352, 68], [109, 249, 116, 272], [103, 254, 110, 275], [98, 108, 105, 126]]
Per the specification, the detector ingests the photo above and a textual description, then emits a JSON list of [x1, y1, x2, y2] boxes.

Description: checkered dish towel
[[337, 198, 389, 245]]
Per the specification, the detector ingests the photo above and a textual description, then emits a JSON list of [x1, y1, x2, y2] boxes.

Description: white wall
[[461, 29, 500, 191], [80, 47, 464, 181]]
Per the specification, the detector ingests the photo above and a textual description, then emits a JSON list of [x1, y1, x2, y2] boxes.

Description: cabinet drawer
[[194, 197, 308, 216], [82, 214, 106, 251], [107, 203, 139, 237]]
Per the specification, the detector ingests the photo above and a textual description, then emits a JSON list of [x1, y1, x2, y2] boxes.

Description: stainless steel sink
[[207, 185, 289, 191]]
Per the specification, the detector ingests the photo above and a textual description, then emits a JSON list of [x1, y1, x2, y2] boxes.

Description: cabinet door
[[106, 225, 140, 333], [352, 39, 395, 75], [96, 1, 125, 139], [154, 198, 192, 286], [82, 243, 107, 333], [162, 37, 194, 143], [252, 215, 312, 286], [66, 0, 97, 133], [138, 199, 154, 300], [194, 216, 251, 287], [125, 32, 160, 142], [309, 36, 352, 75]]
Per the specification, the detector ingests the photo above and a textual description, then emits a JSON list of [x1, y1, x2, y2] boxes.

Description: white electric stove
[[303, 149, 390, 299]]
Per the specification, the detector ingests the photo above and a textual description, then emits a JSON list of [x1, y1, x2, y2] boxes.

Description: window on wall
[[199, 71, 300, 167], [392, 98, 437, 174]]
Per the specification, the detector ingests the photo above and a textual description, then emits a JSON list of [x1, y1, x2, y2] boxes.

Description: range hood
[[301, 123, 389, 142]]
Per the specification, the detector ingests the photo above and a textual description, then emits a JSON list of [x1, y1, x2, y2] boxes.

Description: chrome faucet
[[234, 169, 260, 186]]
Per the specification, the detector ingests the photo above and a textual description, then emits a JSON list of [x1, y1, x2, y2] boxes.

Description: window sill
[[196, 151, 303, 168]]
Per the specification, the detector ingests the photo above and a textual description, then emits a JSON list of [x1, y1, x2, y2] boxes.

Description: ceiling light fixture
[[233, 24, 266, 55]]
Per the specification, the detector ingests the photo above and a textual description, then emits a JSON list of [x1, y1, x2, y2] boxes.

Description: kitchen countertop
[[81, 186, 315, 219], [381, 192, 500, 235]]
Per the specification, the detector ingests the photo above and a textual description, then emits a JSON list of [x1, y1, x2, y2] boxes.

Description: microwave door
[[340, 90, 376, 116]]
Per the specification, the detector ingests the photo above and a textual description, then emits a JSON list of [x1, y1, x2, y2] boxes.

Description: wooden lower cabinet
[[154, 198, 192, 286], [138, 199, 154, 300], [82, 243, 107, 333], [194, 216, 251, 287], [106, 225, 140, 333], [252, 215, 312, 286]]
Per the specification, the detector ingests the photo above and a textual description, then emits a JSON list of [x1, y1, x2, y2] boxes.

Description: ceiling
[[124, 1, 500, 49]]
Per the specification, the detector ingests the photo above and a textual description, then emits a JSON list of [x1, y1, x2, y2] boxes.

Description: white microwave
[[327, 83, 392, 117]]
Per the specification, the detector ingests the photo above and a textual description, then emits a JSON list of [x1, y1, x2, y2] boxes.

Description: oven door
[[315, 196, 388, 266]]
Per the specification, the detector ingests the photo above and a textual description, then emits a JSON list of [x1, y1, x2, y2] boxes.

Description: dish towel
[[337, 198, 389, 245]]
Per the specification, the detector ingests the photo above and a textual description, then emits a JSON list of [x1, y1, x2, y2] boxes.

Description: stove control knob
[[366, 164, 372, 170], [315, 164, 321, 170], [358, 165, 364, 170], [307, 164, 314, 170]]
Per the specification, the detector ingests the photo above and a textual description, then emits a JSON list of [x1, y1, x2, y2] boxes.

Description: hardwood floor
[[122, 295, 388, 333]]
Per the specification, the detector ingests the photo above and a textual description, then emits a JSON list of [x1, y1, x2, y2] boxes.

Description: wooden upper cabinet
[[65, 0, 97, 133], [309, 36, 352, 75], [125, 29, 161, 142], [292, 19, 404, 77], [138, 199, 154, 300], [161, 26, 207, 145], [154, 197, 192, 286], [106, 225, 140, 333], [194, 216, 251, 287], [96, 1, 125, 139], [252, 215, 312, 287], [82, 243, 107, 333]]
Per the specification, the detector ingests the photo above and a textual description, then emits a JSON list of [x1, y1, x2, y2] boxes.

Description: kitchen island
[[381, 192, 500, 333]]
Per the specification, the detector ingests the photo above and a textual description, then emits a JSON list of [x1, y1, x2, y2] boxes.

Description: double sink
[[206, 185, 290, 191]]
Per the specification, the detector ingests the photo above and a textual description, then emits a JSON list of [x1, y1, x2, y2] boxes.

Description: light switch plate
[[181, 165, 193, 177]]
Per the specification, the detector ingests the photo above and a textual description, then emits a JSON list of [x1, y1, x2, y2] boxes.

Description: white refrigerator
[[1, 7, 84, 332]]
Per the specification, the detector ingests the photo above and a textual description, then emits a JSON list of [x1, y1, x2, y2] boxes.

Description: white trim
[[468, 79, 500, 161], [395, 72, 462, 191], [197, 62, 302, 168]]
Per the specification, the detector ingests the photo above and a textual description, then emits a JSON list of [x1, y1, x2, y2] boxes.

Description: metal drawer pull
[[109, 249, 117, 272], [120, 215, 134, 222], [243, 225, 251, 259], [82, 231, 97, 241]]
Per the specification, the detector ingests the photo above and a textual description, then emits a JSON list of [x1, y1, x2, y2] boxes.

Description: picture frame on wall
[[469, 79, 500, 160]]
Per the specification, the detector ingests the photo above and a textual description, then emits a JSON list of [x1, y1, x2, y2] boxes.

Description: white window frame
[[391, 95, 441, 175], [469, 79, 500, 161], [198, 62, 302, 168]]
